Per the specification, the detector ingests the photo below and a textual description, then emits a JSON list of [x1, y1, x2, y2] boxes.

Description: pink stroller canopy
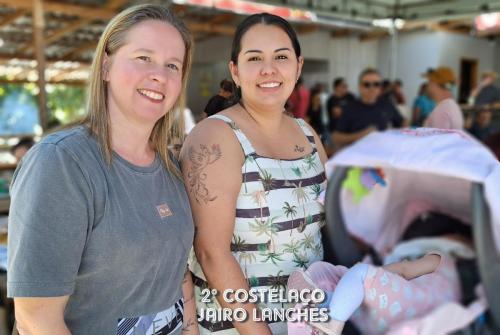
[[325, 128, 500, 253]]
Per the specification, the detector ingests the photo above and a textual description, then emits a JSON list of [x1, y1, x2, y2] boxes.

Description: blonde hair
[[83, 4, 193, 176]]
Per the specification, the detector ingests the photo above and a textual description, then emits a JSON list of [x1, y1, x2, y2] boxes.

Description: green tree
[[0, 83, 38, 134], [0, 83, 86, 134], [46, 84, 86, 124]]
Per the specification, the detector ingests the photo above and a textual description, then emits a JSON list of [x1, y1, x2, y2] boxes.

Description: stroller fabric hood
[[325, 128, 500, 252]]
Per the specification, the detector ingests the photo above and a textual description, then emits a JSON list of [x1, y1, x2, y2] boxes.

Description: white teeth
[[138, 89, 164, 101], [259, 82, 280, 88]]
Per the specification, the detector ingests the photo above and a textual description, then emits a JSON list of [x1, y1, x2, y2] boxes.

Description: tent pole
[[33, 0, 48, 132]]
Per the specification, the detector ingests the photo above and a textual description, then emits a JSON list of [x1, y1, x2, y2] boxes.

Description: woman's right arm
[[8, 143, 92, 334], [180, 120, 272, 335], [15, 297, 71, 335]]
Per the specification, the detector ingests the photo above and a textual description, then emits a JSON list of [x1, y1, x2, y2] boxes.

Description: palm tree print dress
[[189, 114, 326, 334]]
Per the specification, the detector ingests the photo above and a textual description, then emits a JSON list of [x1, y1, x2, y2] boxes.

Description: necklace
[[238, 101, 287, 124], [238, 101, 259, 124]]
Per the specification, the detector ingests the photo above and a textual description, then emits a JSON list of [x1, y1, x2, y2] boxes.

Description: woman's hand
[[15, 296, 72, 335]]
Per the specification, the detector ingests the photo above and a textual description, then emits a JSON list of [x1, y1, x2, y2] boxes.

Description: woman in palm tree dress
[[180, 13, 328, 335]]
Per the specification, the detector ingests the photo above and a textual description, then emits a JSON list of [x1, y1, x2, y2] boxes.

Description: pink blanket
[[288, 263, 487, 335]]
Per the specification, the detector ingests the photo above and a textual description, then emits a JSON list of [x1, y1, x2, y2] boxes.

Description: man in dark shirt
[[333, 68, 405, 147], [326, 77, 355, 131], [473, 71, 500, 107], [204, 79, 234, 117]]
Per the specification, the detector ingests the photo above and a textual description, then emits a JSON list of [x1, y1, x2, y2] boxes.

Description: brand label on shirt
[[156, 203, 173, 218]]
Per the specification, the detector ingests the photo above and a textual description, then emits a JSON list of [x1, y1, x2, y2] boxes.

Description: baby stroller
[[321, 128, 500, 335]]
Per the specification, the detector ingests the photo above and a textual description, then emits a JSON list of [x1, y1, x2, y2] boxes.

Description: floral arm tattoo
[[187, 144, 222, 204]]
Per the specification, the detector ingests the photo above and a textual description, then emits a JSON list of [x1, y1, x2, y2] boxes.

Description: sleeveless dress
[[189, 115, 327, 334]]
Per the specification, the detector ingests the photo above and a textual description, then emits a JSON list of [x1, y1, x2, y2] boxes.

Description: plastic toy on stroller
[[291, 128, 500, 335]]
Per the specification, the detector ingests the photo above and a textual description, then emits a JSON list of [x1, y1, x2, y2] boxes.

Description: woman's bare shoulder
[[180, 110, 243, 168]]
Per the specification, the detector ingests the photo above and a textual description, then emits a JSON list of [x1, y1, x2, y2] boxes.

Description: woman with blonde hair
[[8, 4, 197, 335]]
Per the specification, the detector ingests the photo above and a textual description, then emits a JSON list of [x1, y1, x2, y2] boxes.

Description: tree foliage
[[0, 83, 86, 135]]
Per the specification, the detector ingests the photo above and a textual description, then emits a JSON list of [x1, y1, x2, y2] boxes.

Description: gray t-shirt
[[8, 127, 194, 335]]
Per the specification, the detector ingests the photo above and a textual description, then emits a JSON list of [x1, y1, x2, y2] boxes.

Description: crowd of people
[[5, 4, 500, 335], [287, 67, 499, 155], [198, 65, 500, 160], [195, 54, 500, 160]]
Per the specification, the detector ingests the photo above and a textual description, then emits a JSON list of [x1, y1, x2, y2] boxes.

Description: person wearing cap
[[470, 71, 500, 107], [423, 67, 464, 130]]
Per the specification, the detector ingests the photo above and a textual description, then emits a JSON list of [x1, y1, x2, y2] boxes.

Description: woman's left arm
[[181, 268, 199, 334]]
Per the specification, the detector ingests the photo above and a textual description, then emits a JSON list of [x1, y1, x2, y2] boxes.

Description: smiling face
[[229, 23, 303, 111], [104, 19, 185, 127]]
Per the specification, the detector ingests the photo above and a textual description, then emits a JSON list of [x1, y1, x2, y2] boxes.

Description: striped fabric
[[117, 298, 183, 335], [190, 115, 326, 334]]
